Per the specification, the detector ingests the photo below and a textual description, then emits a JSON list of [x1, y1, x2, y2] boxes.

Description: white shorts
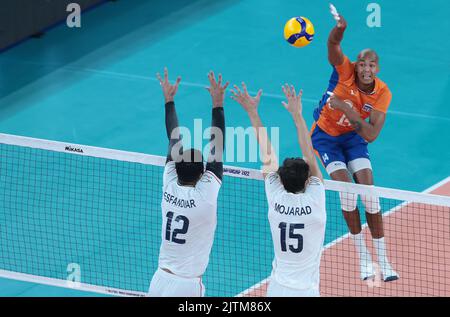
[[266, 278, 319, 297], [147, 268, 205, 297]]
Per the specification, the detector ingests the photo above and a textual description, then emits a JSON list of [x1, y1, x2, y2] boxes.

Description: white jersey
[[265, 172, 326, 292], [158, 161, 221, 278]]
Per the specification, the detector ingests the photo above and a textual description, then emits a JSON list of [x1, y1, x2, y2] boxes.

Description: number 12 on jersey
[[165, 211, 189, 244], [278, 222, 304, 253]]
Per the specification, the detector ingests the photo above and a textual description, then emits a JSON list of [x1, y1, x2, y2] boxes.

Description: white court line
[[59, 66, 450, 123], [236, 175, 450, 297], [1, 59, 448, 123], [0, 270, 146, 297], [61, 66, 317, 103]]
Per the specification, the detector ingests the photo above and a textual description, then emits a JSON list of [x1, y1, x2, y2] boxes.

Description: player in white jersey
[[148, 68, 229, 297], [231, 83, 326, 297]]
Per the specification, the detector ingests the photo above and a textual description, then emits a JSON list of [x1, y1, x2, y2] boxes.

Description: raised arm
[[327, 4, 347, 66], [231, 83, 278, 178], [157, 67, 182, 163], [205, 71, 229, 180], [281, 84, 323, 181]]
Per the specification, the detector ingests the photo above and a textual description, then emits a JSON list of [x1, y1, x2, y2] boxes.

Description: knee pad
[[339, 192, 358, 212], [325, 161, 347, 175], [348, 158, 372, 175], [361, 190, 380, 214]]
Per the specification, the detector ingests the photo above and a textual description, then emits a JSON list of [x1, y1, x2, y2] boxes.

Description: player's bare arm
[[328, 4, 347, 66], [157, 67, 182, 163], [281, 84, 323, 181], [205, 71, 229, 180], [328, 94, 385, 142], [231, 83, 278, 177]]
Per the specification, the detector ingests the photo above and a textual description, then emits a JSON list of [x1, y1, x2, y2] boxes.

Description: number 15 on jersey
[[278, 222, 304, 253]]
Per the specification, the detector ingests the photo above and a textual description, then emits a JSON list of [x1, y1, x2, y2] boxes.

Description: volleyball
[[284, 16, 315, 48]]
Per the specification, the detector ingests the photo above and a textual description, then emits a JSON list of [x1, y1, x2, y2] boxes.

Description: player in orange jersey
[[311, 4, 398, 282]]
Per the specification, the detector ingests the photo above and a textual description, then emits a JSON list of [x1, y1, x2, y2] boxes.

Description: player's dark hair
[[175, 149, 204, 184], [277, 158, 310, 193]]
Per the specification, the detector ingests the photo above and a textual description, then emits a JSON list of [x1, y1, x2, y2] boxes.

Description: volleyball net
[[0, 133, 449, 297]]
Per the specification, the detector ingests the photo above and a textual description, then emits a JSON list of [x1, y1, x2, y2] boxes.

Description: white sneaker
[[381, 263, 399, 282], [360, 261, 375, 281]]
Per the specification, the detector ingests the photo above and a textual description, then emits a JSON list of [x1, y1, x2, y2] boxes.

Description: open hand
[[281, 84, 303, 118], [206, 71, 229, 108], [230, 82, 262, 114], [156, 67, 181, 103]]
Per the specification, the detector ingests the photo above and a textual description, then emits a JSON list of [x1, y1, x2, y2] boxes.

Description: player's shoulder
[[265, 172, 286, 201], [375, 77, 392, 96], [194, 171, 221, 203], [333, 55, 355, 85], [305, 176, 325, 193], [306, 177, 325, 195], [202, 170, 222, 185], [265, 172, 285, 191], [304, 177, 325, 207], [265, 171, 280, 183], [336, 55, 354, 70], [308, 176, 323, 186], [163, 161, 178, 186]]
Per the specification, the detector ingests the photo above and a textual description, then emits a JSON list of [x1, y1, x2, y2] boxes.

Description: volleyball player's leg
[[351, 163, 399, 282], [312, 127, 374, 280]]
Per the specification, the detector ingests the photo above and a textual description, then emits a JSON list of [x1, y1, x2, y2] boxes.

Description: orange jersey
[[313, 56, 392, 136]]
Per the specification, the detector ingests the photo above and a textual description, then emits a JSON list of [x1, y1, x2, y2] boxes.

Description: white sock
[[350, 232, 372, 265], [373, 237, 389, 268], [373, 237, 399, 280]]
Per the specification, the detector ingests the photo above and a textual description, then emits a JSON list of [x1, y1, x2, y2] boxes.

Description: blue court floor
[[0, 0, 448, 296]]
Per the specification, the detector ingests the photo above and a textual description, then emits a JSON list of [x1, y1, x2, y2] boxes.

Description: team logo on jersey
[[362, 103, 373, 112]]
